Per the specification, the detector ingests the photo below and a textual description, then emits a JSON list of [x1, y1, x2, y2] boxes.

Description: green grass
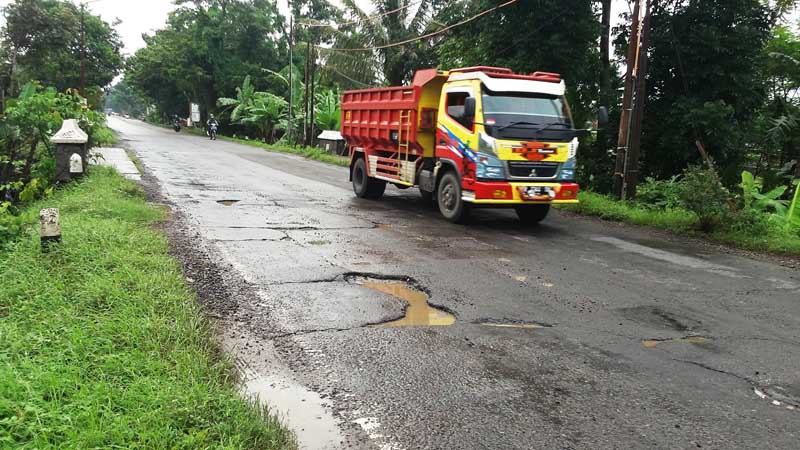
[[179, 126, 350, 167], [0, 167, 295, 449], [561, 191, 800, 256], [91, 125, 118, 147]]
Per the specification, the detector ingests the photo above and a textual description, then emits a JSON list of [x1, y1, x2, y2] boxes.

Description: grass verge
[[0, 167, 295, 449], [561, 191, 800, 255], [179, 126, 350, 167]]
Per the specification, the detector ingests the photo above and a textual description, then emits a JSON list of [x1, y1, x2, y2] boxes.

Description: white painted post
[[40, 208, 61, 250]]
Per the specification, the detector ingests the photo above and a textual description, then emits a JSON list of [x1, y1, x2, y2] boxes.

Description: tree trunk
[[309, 44, 317, 146], [624, 0, 653, 200], [600, 0, 612, 106]]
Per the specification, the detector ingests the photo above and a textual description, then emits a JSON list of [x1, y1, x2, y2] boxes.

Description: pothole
[[755, 385, 800, 411], [352, 277, 454, 327], [217, 199, 240, 206], [642, 336, 710, 348]]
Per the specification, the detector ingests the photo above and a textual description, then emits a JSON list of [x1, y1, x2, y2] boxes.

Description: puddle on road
[[217, 199, 240, 206], [361, 280, 455, 327], [642, 336, 709, 348], [243, 369, 344, 449]]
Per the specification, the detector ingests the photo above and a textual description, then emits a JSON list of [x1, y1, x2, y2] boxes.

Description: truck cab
[[342, 66, 585, 224]]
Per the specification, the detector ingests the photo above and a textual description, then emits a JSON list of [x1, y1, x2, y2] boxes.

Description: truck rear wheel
[[516, 205, 551, 224], [437, 171, 468, 223], [352, 157, 386, 199]]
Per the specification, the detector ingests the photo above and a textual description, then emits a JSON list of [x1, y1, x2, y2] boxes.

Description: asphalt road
[[112, 118, 800, 450]]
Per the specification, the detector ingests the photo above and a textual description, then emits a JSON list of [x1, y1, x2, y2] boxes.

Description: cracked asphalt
[[111, 118, 800, 450]]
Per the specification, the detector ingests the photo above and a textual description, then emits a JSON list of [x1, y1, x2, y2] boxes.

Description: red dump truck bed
[[340, 69, 445, 159]]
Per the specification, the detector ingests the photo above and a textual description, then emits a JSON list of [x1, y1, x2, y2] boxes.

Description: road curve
[[112, 117, 800, 450]]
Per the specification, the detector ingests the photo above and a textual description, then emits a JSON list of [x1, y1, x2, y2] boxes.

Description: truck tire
[[352, 157, 386, 199], [515, 205, 551, 224], [437, 171, 468, 223]]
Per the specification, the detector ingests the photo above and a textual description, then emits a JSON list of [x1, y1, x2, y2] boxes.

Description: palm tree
[[326, 0, 443, 86]]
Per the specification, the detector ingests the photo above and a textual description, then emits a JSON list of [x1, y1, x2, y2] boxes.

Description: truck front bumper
[[462, 181, 580, 205]]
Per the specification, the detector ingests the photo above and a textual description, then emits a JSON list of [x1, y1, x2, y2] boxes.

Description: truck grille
[[507, 162, 559, 180]]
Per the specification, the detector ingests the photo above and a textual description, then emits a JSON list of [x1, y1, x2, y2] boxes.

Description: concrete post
[[40, 208, 61, 250], [51, 119, 89, 182]]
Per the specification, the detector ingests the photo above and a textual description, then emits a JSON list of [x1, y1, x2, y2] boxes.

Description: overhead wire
[[296, 0, 425, 28], [320, 0, 519, 52]]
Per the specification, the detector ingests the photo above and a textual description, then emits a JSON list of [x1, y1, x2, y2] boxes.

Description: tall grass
[[0, 167, 295, 449]]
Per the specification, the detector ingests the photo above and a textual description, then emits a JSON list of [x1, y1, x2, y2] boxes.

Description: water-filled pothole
[[217, 199, 240, 206], [358, 279, 454, 327], [642, 336, 709, 348]]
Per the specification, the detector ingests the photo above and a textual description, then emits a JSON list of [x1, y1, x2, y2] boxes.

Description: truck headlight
[[558, 158, 576, 181], [476, 152, 505, 180], [478, 132, 497, 155]]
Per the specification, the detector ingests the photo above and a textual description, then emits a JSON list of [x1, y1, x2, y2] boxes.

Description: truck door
[[436, 86, 478, 178]]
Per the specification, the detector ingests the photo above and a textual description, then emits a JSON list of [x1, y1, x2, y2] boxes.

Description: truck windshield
[[481, 89, 575, 141]]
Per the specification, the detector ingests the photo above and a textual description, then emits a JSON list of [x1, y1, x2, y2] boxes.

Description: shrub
[[636, 175, 685, 209], [679, 164, 731, 231]]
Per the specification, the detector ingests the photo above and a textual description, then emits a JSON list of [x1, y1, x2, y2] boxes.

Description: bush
[[90, 125, 117, 147], [636, 175, 685, 209], [679, 164, 731, 231]]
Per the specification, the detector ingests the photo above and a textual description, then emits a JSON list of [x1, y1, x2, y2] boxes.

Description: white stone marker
[[40, 208, 61, 250]]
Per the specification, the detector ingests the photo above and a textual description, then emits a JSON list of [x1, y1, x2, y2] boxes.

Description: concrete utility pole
[[613, 0, 642, 199], [623, 0, 653, 200], [287, 0, 294, 143], [79, 2, 86, 97]]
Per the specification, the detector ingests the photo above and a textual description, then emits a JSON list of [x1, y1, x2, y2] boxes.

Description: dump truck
[[341, 66, 601, 223]]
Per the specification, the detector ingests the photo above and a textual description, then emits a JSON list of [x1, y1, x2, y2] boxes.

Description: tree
[[1, 0, 123, 97], [640, 0, 772, 183], [127, 0, 285, 122], [328, 0, 446, 86], [104, 79, 149, 117]]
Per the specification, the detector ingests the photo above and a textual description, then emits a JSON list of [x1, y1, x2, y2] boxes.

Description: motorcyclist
[[206, 114, 219, 140]]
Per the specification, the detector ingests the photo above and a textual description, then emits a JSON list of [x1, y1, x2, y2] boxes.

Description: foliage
[[0, 168, 295, 447], [329, 0, 445, 87], [740, 170, 789, 214], [104, 79, 149, 117], [679, 165, 731, 231], [126, 0, 286, 121], [635, 176, 684, 209], [1, 82, 106, 209], [218, 76, 289, 142], [314, 88, 340, 131], [1, 0, 124, 97], [641, 0, 772, 184]]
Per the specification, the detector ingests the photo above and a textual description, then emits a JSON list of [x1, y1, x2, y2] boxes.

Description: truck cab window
[[446, 91, 472, 129]]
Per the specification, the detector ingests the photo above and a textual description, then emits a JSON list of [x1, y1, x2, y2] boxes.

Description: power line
[[297, 0, 424, 28], [323, 0, 519, 52]]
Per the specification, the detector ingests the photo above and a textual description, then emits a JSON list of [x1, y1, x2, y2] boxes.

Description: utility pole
[[287, 0, 294, 144], [623, 0, 653, 200], [304, 42, 311, 145], [613, 0, 642, 199], [79, 2, 86, 97]]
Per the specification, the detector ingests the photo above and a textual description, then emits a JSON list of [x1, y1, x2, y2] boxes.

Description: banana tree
[[314, 89, 340, 131], [240, 92, 288, 143]]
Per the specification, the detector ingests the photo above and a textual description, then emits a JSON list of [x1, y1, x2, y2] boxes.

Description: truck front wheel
[[515, 205, 551, 224], [437, 171, 468, 223], [352, 157, 386, 199]]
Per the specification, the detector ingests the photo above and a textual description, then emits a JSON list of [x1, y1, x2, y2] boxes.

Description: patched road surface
[[113, 118, 800, 450]]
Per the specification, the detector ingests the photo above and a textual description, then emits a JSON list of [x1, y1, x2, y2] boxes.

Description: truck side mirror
[[464, 97, 476, 127], [597, 106, 609, 128]]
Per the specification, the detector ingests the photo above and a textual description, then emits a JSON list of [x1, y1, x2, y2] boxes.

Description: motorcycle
[[173, 121, 181, 132], [208, 123, 218, 140]]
